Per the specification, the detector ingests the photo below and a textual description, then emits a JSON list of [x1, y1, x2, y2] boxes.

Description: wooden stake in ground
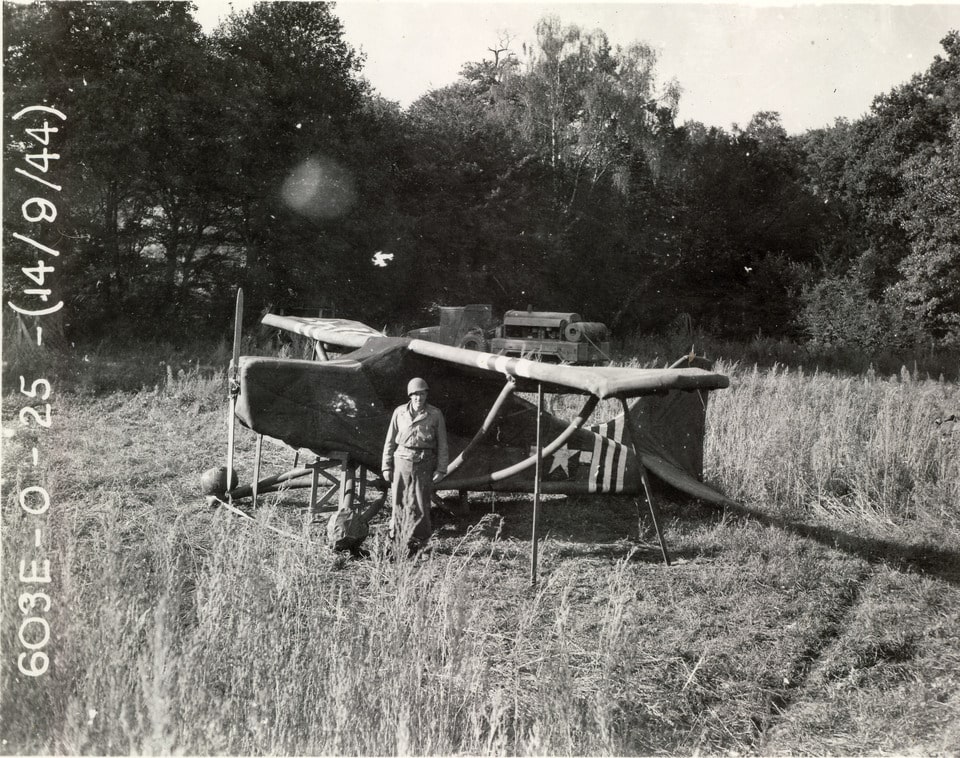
[[226, 288, 243, 501]]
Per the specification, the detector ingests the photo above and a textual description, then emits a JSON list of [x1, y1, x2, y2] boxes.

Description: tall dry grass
[[2, 351, 959, 754], [706, 362, 959, 536]]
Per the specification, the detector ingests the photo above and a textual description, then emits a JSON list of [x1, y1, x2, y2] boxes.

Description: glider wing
[[406, 339, 729, 398], [262, 314, 385, 350], [262, 314, 729, 398]]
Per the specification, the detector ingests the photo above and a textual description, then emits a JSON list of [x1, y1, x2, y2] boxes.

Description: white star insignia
[[527, 446, 580, 477], [549, 446, 577, 476]]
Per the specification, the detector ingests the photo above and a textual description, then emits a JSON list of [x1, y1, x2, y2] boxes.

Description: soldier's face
[[410, 390, 427, 412]]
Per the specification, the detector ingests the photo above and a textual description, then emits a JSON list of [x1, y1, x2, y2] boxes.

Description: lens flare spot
[[281, 156, 356, 220]]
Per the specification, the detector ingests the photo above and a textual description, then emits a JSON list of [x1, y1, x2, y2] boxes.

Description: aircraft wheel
[[201, 466, 238, 504]]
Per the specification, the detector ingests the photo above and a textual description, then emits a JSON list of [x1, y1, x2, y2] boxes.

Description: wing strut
[[618, 397, 671, 565], [440, 394, 600, 490], [445, 376, 516, 476]]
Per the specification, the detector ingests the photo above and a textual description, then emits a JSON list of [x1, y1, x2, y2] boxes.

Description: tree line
[[4, 1, 959, 348]]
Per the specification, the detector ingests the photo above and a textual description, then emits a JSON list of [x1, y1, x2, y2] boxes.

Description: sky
[[196, 1, 960, 134]]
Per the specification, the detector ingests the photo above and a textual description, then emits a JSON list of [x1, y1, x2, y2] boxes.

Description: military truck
[[405, 305, 611, 365]]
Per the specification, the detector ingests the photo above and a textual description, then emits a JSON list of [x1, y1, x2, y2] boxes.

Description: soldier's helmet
[[407, 377, 429, 395]]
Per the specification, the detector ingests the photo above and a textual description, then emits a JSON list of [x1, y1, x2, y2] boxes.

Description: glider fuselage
[[235, 337, 716, 497]]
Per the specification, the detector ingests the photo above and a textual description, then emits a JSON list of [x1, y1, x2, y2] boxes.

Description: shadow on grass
[[224, 486, 960, 584], [431, 490, 960, 584], [429, 491, 719, 565], [722, 500, 960, 588]]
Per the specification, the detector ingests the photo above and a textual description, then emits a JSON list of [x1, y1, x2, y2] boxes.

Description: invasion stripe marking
[[603, 437, 617, 492], [612, 413, 628, 491], [589, 434, 603, 493], [583, 410, 636, 492], [598, 438, 611, 492], [615, 440, 628, 491]]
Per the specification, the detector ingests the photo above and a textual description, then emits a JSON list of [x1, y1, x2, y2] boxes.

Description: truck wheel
[[459, 331, 488, 352]]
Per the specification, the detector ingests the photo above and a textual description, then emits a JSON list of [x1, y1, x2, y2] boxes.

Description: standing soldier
[[382, 377, 449, 551]]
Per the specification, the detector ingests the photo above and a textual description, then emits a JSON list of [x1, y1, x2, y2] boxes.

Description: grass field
[[2, 340, 959, 755]]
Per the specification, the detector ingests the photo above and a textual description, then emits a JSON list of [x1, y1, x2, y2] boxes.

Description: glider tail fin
[[591, 357, 733, 507]]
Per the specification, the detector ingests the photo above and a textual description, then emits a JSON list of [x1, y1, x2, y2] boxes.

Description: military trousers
[[390, 454, 435, 544]]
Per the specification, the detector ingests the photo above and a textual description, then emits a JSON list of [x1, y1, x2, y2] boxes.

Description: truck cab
[[404, 304, 496, 350]]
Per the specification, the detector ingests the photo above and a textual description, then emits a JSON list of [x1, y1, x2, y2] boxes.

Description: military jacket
[[382, 402, 449, 476]]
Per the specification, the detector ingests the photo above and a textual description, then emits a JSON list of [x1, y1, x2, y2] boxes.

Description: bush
[[798, 275, 906, 350]]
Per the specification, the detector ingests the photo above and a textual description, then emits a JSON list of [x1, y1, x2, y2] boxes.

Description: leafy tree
[[518, 17, 677, 206], [401, 20, 830, 337], [888, 118, 960, 344], [209, 1, 372, 318], [398, 18, 677, 328], [400, 47, 554, 319], [5, 1, 416, 335], [794, 30, 960, 347], [511, 18, 681, 325], [820, 31, 960, 298], [648, 114, 829, 336], [4, 1, 219, 333], [796, 119, 870, 276]]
